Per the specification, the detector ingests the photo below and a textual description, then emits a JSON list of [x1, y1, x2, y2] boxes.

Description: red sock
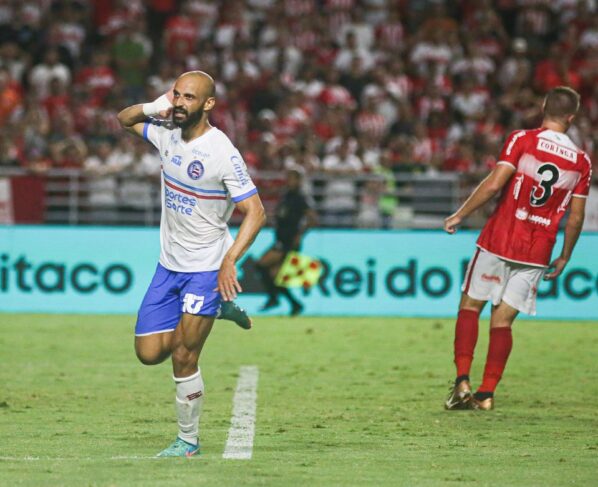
[[454, 309, 480, 377], [478, 327, 513, 393]]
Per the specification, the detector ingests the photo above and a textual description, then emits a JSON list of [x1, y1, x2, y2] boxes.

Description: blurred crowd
[[1, 0, 598, 224]]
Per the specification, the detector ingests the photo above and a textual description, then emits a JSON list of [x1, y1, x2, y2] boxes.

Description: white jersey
[[143, 119, 257, 272]]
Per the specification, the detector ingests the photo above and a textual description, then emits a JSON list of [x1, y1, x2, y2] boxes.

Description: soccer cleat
[[444, 379, 473, 410], [156, 437, 200, 458], [472, 393, 494, 411], [219, 301, 252, 330]]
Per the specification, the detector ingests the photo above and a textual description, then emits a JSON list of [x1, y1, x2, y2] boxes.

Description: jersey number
[[530, 163, 560, 207]]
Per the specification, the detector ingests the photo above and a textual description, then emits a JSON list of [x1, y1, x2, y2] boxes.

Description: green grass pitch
[[1, 314, 597, 486]]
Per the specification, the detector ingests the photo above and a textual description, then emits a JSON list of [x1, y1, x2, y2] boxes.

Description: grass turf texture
[[0, 315, 597, 487]]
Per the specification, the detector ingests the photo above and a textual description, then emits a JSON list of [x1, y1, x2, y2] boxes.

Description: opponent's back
[[478, 128, 592, 266]]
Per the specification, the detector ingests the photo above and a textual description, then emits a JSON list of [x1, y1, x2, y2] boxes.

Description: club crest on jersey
[[187, 160, 205, 180]]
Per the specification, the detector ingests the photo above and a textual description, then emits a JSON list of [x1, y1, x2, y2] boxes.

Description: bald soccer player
[[118, 71, 266, 457]]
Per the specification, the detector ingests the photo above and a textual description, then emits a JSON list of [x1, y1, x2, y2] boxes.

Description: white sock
[[174, 369, 204, 446]]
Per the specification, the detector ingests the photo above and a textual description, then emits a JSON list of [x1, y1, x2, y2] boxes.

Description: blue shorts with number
[[135, 263, 221, 336]]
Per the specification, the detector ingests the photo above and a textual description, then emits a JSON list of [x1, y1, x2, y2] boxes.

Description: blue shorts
[[135, 263, 221, 336]]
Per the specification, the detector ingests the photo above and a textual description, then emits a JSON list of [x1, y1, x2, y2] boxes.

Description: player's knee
[[171, 345, 197, 369], [490, 322, 512, 330], [135, 343, 168, 366]]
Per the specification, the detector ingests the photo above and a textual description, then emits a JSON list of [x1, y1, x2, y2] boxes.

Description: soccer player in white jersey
[[117, 71, 266, 457]]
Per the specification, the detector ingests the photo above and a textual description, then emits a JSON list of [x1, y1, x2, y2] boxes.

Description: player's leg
[[473, 301, 518, 410], [257, 246, 285, 310], [446, 249, 505, 410], [445, 293, 486, 409], [157, 270, 220, 457], [473, 264, 542, 410], [134, 264, 181, 365], [157, 313, 213, 457]]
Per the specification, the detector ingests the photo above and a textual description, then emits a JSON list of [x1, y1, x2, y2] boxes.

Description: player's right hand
[[444, 214, 461, 234], [217, 257, 243, 301]]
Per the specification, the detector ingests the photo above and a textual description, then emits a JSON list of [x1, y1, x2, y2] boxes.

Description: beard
[[172, 106, 204, 129]]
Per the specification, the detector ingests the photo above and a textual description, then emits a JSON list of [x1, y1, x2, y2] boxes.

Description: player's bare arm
[[217, 194, 266, 301], [544, 196, 586, 280], [117, 92, 174, 137], [444, 164, 515, 234]]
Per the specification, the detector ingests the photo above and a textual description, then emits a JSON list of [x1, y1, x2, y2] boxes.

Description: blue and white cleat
[[156, 437, 200, 458]]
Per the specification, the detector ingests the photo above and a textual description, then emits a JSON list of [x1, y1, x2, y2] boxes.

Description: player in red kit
[[443, 87, 592, 411]]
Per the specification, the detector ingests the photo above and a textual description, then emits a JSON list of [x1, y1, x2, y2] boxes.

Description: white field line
[[222, 365, 259, 460]]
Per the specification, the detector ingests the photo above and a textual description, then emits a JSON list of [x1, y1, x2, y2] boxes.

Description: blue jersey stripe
[[162, 171, 228, 195], [142, 122, 149, 140], [231, 187, 258, 203]]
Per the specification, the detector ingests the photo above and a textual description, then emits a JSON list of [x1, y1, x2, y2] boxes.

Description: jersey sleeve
[[573, 153, 593, 198], [497, 130, 526, 169], [142, 118, 171, 152], [221, 150, 258, 203]]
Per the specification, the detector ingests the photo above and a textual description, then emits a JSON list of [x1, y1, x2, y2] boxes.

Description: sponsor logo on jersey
[[515, 207, 551, 226], [481, 274, 501, 283], [164, 187, 196, 215], [515, 208, 529, 220], [192, 148, 210, 159], [170, 155, 182, 166], [187, 160, 205, 180], [527, 214, 551, 227], [537, 139, 577, 163], [182, 293, 205, 314], [231, 155, 250, 186]]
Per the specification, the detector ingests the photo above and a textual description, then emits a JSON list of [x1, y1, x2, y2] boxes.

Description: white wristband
[[142, 94, 172, 116]]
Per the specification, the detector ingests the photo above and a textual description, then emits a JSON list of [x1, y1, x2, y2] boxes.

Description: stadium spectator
[[321, 138, 363, 226], [111, 22, 152, 100], [28, 48, 70, 100], [74, 50, 116, 104], [0, 67, 22, 125], [118, 137, 161, 220], [84, 138, 129, 223]]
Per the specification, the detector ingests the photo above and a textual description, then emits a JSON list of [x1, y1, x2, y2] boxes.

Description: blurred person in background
[[28, 48, 70, 100], [118, 136, 161, 224], [112, 21, 152, 101], [257, 168, 317, 316], [84, 137, 130, 224], [0, 67, 21, 125], [321, 137, 363, 227]]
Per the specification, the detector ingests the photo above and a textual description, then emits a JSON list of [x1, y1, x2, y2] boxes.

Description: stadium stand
[[0, 0, 597, 227]]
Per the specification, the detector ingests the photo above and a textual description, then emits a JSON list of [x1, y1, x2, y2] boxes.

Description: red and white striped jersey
[[477, 128, 592, 267]]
